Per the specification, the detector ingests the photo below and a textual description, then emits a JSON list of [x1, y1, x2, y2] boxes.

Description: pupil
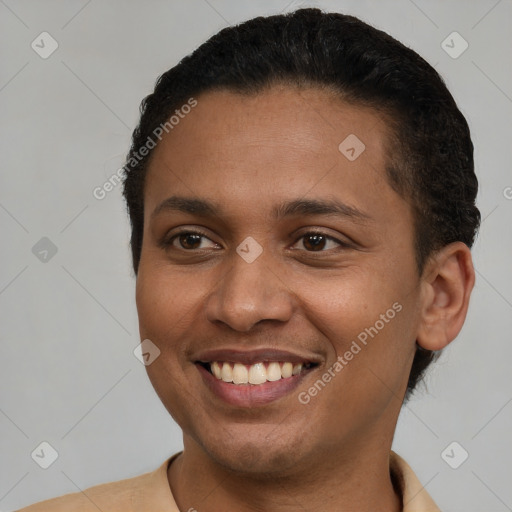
[[305, 234, 325, 251], [178, 234, 327, 251], [181, 234, 201, 249]]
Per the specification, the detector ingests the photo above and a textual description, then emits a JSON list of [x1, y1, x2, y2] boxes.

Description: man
[[18, 7, 479, 511]]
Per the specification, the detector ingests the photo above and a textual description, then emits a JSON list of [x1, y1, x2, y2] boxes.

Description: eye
[[292, 231, 349, 252], [161, 229, 350, 253], [164, 230, 219, 251]]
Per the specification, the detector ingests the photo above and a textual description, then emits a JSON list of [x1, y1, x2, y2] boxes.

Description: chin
[[196, 428, 307, 478]]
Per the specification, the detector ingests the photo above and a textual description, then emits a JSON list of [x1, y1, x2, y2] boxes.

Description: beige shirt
[[17, 451, 440, 511]]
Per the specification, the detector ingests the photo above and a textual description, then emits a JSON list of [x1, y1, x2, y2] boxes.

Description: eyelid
[[291, 229, 352, 249], [162, 227, 219, 249]]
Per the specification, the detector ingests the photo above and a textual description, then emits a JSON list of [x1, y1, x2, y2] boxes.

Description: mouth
[[194, 349, 321, 407], [197, 360, 317, 385]]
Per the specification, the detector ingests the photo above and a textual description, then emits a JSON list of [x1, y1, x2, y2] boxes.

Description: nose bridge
[[205, 242, 294, 331]]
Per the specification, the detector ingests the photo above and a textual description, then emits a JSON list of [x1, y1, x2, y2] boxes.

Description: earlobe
[[416, 242, 475, 352]]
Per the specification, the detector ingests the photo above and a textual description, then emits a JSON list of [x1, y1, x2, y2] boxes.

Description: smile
[[195, 360, 319, 407], [203, 361, 316, 385]]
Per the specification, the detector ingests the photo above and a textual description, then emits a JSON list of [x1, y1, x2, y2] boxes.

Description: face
[[136, 86, 423, 475]]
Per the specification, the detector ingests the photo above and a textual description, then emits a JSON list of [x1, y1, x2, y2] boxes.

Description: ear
[[416, 242, 475, 351]]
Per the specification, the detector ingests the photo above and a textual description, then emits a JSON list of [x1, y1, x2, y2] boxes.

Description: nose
[[205, 249, 295, 332]]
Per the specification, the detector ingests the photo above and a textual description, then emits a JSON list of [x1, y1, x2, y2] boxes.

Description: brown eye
[[294, 232, 347, 252], [177, 233, 203, 250], [303, 234, 327, 251], [162, 230, 219, 251]]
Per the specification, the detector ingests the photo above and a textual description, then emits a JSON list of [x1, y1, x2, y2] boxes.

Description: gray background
[[1, 0, 511, 510]]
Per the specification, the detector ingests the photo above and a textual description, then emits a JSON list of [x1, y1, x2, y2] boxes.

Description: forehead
[[143, 86, 406, 230], [149, 85, 390, 168]]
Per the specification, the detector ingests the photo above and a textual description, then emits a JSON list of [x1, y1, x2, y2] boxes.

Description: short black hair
[[122, 8, 480, 400]]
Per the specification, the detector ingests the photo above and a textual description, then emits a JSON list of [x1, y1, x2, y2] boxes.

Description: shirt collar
[[138, 451, 440, 512], [391, 451, 441, 511]]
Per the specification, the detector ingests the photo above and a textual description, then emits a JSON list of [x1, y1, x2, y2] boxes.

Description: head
[[122, 9, 479, 473]]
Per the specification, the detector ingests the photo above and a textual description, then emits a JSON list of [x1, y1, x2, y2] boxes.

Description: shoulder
[[15, 457, 175, 512], [390, 451, 441, 512], [15, 472, 149, 512]]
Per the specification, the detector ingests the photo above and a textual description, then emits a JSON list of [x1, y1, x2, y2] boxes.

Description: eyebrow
[[151, 195, 372, 223]]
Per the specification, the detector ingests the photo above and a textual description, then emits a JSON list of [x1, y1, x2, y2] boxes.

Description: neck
[[168, 436, 402, 512]]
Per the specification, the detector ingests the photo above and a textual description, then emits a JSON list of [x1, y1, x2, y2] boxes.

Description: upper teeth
[[210, 361, 304, 385]]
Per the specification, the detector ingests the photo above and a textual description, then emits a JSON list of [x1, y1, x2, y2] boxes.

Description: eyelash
[[162, 229, 351, 253]]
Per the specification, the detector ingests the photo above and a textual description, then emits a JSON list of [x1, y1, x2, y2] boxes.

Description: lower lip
[[197, 364, 311, 407]]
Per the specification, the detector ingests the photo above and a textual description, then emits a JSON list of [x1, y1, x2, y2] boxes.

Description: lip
[[194, 348, 322, 366], [197, 363, 315, 407]]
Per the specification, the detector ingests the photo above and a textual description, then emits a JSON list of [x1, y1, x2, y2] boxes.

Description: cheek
[[292, 267, 400, 344], [298, 266, 418, 386], [135, 261, 202, 340], [291, 271, 418, 442], [135, 264, 199, 427], [135, 263, 201, 398]]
